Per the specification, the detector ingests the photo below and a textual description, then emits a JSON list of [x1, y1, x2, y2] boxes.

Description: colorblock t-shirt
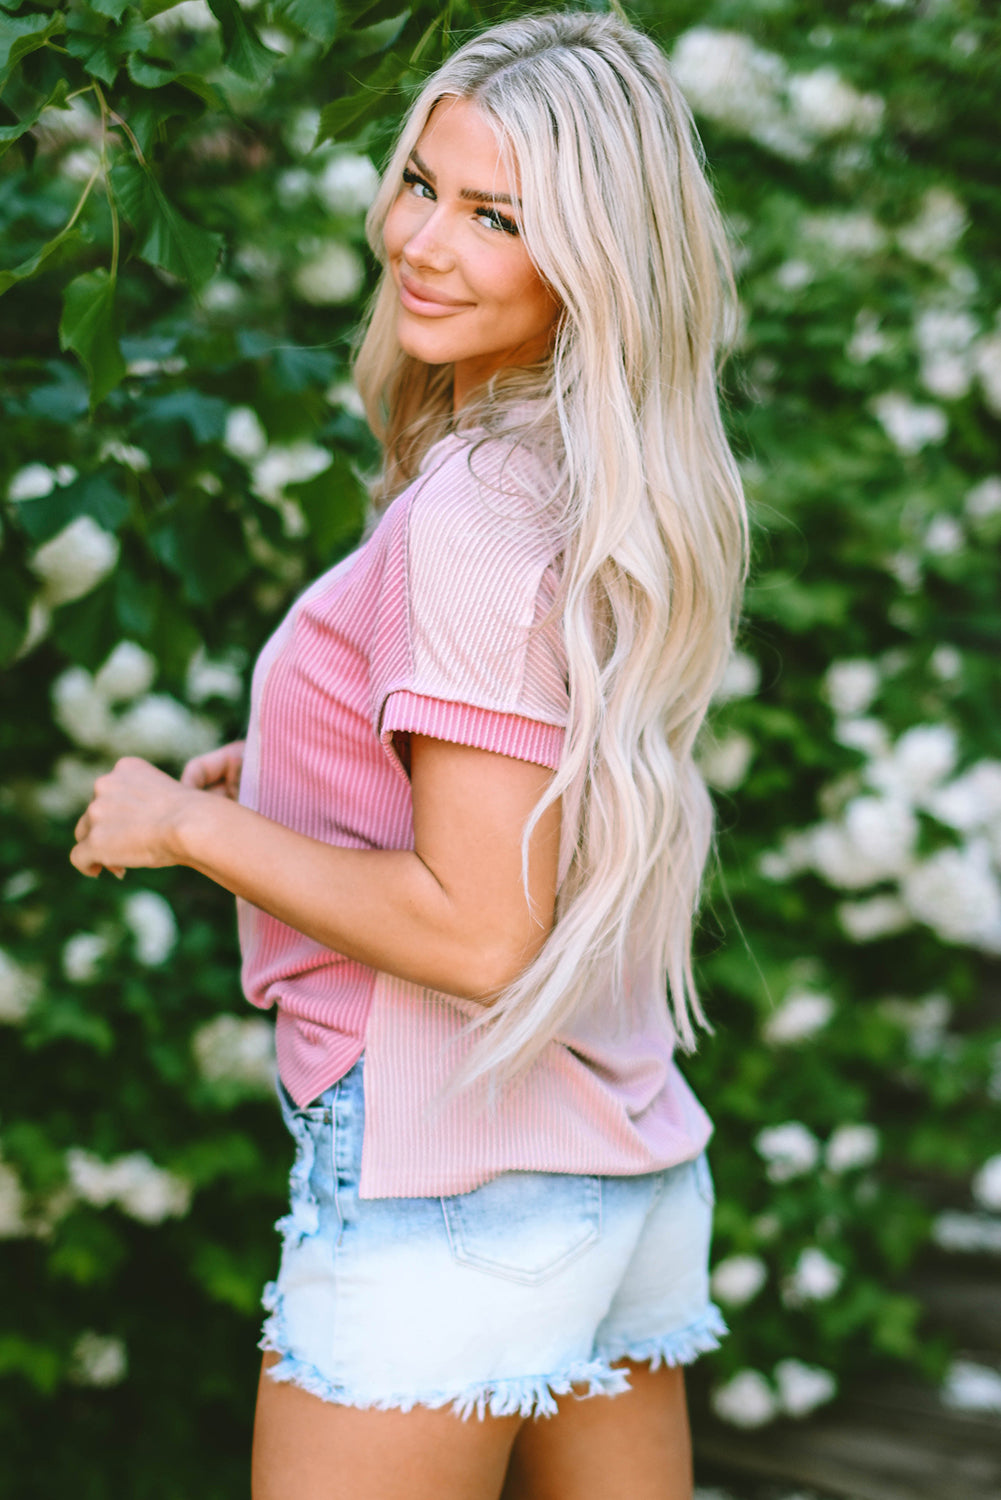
[[238, 428, 713, 1198]]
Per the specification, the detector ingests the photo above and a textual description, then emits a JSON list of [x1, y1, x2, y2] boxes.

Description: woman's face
[[383, 96, 560, 411]]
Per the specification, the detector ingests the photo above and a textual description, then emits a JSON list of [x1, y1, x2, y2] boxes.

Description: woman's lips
[[399, 274, 473, 316]]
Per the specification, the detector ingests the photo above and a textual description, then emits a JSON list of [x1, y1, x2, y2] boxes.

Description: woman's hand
[[71, 757, 198, 879], [180, 740, 245, 800]]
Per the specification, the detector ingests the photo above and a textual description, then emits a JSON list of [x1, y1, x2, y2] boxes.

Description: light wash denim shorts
[[260, 1055, 728, 1420]]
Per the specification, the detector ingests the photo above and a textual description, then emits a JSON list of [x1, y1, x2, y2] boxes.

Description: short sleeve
[[370, 437, 568, 774]]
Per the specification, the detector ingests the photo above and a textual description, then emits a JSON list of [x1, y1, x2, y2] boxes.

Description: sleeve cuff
[[380, 690, 565, 771]]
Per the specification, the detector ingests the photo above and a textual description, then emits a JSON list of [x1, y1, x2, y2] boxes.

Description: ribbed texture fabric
[[238, 430, 713, 1199]]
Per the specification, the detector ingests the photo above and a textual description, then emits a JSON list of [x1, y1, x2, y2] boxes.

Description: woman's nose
[[403, 208, 454, 272]]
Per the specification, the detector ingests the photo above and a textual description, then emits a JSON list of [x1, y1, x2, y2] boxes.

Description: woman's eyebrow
[[408, 149, 521, 207]]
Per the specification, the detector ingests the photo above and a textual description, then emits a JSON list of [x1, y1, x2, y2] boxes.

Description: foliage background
[[1, 0, 999, 1492]]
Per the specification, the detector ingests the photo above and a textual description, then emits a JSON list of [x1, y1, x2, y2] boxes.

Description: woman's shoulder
[[408, 424, 563, 554]]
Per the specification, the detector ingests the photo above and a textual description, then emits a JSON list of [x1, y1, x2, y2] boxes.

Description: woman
[[71, 10, 747, 1498]]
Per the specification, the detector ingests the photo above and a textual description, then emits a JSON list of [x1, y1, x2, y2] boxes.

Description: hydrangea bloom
[[710, 1368, 778, 1428], [754, 1121, 820, 1181], [710, 1254, 768, 1307]]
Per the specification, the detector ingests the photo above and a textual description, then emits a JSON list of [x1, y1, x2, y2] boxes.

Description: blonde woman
[[71, 10, 747, 1498]]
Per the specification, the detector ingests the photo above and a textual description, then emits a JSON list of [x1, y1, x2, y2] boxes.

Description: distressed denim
[[260, 1055, 727, 1419]]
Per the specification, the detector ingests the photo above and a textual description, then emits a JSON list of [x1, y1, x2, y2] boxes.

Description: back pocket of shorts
[[441, 1171, 601, 1286]]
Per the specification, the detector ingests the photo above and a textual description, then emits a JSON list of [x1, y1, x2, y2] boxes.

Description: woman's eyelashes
[[401, 167, 519, 235]]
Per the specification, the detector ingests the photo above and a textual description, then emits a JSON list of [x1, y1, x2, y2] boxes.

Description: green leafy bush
[[1, 0, 999, 1488]]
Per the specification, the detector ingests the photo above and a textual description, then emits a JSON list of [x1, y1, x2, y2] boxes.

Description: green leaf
[[149, 503, 253, 605], [59, 269, 127, 406], [141, 388, 228, 441], [0, 566, 33, 668], [0, 9, 64, 80], [0, 229, 84, 297], [11, 470, 130, 544], [0, 78, 68, 159], [111, 158, 223, 288], [271, 0, 340, 46], [316, 48, 409, 144], [289, 457, 365, 559], [90, 0, 134, 18], [205, 0, 282, 83]]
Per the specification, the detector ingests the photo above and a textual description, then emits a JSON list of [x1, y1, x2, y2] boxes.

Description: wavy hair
[[353, 9, 748, 1083]]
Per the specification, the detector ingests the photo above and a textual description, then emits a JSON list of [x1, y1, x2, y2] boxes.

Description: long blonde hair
[[353, 9, 748, 1083]]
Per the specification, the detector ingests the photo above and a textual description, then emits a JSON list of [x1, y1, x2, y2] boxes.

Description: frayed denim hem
[[597, 1302, 730, 1371], [260, 1278, 633, 1420]]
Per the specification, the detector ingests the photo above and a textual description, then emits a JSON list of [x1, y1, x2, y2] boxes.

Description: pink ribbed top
[[238, 428, 712, 1198]]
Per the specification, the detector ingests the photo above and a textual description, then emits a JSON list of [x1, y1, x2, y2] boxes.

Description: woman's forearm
[[173, 793, 519, 1001]]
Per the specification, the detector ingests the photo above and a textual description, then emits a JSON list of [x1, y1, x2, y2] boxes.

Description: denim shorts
[[259, 1055, 727, 1420]]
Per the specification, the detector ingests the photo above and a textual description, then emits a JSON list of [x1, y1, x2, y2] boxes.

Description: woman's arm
[[70, 736, 561, 1001]]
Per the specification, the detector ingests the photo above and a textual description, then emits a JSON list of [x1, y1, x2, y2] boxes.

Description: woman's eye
[[402, 168, 434, 200], [477, 207, 519, 236]]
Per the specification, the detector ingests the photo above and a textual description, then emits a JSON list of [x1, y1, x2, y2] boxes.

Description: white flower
[[783, 1246, 843, 1305], [33, 755, 104, 818], [192, 1015, 276, 1090], [200, 278, 243, 312], [671, 29, 785, 135], [710, 1369, 778, 1429], [923, 515, 964, 556], [252, 442, 333, 502], [0, 1158, 29, 1237], [920, 352, 972, 401], [98, 439, 150, 472], [974, 331, 1001, 417], [879, 992, 951, 1059], [763, 989, 834, 1045], [3, 871, 39, 901], [837, 895, 910, 941], [809, 796, 917, 890], [710, 1254, 767, 1307], [930, 645, 963, 682], [713, 650, 760, 703], [846, 309, 888, 364], [755, 1121, 820, 1182], [69, 1331, 128, 1388], [62, 932, 109, 984], [66, 1148, 191, 1223], [926, 761, 1001, 832], [224, 406, 267, 462], [325, 379, 366, 419], [107, 695, 216, 763], [7, 463, 59, 500], [824, 659, 880, 717], [0, 950, 41, 1024], [972, 1155, 1001, 1213], [914, 307, 978, 402], [871, 392, 948, 454], [897, 188, 968, 264], [93, 642, 157, 704], [284, 107, 321, 157], [787, 67, 883, 137], [834, 716, 890, 758], [773, 1358, 838, 1417], [965, 476, 1001, 520], [866, 723, 959, 801], [931, 1212, 1001, 1255], [801, 211, 887, 257], [941, 1360, 1001, 1413], [52, 668, 112, 750], [902, 841, 1001, 951], [147, 0, 216, 31], [826, 1124, 880, 1173], [30, 517, 119, 606], [293, 242, 365, 305], [701, 732, 754, 791], [276, 167, 312, 207], [775, 259, 814, 292], [122, 891, 177, 967], [185, 647, 244, 704], [316, 153, 380, 215]]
